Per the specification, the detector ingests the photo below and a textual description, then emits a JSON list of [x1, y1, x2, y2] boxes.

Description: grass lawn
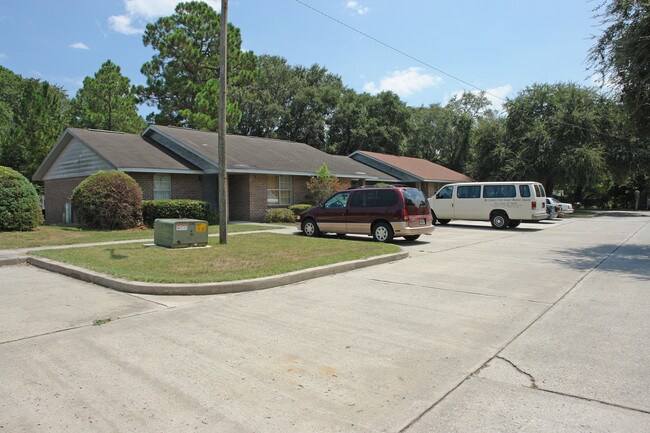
[[31, 233, 400, 283], [0, 224, 278, 249]]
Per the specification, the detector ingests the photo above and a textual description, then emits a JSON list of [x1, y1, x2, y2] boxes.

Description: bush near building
[[142, 199, 217, 227], [71, 171, 143, 230], [0, 166, 44, 231]]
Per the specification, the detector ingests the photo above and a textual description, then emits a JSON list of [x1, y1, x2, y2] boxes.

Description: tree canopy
[[71, 60, 147, 133]]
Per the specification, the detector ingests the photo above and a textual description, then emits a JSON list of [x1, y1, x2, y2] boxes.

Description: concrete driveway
[[0, 215, 648, 432]]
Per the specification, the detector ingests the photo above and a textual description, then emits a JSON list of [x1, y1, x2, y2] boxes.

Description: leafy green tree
[[275, 64, 344, 151], [467, 116, 511, 181], [0, 165, 44, 231], [590, 0, 650, 136], [0, 66, 24, 148], [305, 164, 347, 204], [71, 60, 147, 133], [330, 91, 410, 155], [504, 82, 618, 196], [0, 79, 69, 178], [138, 1, 256, 129]]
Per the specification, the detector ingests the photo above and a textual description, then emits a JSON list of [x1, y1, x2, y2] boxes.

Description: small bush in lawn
[[71, 171, 142, 230], [264, 208, 296, 223], [288, 203, 311, 216], [0, 166, 44, 231], [142, 199, 214, 227]]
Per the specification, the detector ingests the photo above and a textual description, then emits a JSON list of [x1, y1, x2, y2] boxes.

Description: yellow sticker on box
[[195, 223, 207, 232]]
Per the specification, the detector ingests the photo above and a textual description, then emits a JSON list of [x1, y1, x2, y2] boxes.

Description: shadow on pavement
[[554, 243, 650, 281]]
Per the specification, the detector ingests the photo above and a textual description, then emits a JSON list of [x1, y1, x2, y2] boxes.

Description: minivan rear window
[[483, 185, 516, 198], [403, 188, 427, 206]]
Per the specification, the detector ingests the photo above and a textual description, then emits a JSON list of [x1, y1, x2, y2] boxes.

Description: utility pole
[[218, 0, 228, 244]]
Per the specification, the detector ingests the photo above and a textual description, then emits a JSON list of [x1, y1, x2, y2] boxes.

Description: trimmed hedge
[[142, 199, 218, 227], [264, 208, 296, 223], [288, 203, 312, 216], [71, 171, 143, 230], [0, 166, 44, 231]]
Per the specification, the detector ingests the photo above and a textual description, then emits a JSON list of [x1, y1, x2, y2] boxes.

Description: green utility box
[[154, 219, 208, 248]]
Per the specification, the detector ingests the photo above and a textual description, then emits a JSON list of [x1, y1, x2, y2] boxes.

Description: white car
[[546, 198, 573, 217]]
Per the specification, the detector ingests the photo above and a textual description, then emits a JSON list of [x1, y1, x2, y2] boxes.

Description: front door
[[316, 191, 350, 233], [431, 185, 454, 219]]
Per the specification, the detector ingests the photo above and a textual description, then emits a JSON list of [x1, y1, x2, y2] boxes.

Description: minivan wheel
[[302, 219, 320, 237], [490, 211, 509, 229], [373, 222, 394, 242]]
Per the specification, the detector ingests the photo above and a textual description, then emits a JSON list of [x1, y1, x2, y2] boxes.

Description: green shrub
[[288, 203, 312, 216], [264, 208, 296, 223], [0, 166, 44, 231], [71, 171, 142, 230], [142, 199, 217, 227]]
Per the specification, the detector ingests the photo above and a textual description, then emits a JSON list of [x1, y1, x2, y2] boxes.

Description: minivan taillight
[[403, 207, 409, 221], [532, 202, 537, 210]]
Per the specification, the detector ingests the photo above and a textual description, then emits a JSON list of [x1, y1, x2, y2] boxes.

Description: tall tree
[[0, 66, 24, 149], [0, 79, 70, 178], [504, 82, 618, 196], [138, 1, 256, 129], [590, 0, 650, 136], [330, 91, 409, 155], [71, 60, 147, 133]]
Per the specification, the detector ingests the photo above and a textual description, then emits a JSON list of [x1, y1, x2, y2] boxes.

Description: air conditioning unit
[[154, 219, 208, 248]]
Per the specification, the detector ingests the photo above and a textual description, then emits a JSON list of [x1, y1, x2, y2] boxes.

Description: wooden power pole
[[218, 0, 228, 244]]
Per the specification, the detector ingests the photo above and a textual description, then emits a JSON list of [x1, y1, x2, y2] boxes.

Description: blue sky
[[0, 0, 602, 115]]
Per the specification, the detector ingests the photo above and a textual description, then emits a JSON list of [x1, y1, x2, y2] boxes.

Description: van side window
[[519, 185, 531, 197], [324, 192, 350, 208], [534, 184, 546, 198], [457, 185, 481, 198], [349, 190, 397, 208], [436, 186, 453, 199], [377, 189, 398, 206], [484, 185, 516, 198]]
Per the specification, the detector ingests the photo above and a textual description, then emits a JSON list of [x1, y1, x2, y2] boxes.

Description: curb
[[0, 257, 27, 267], [27, 250, 409, 296]]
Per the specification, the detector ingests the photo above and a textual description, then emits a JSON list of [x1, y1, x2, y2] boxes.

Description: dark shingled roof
[[147, 125, 396, 181]]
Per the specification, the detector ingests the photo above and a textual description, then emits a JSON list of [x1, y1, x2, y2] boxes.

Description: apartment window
[[267, 175, 292, 205], [153, 174, 172, 200]]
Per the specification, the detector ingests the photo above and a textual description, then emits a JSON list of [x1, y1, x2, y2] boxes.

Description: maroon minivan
[[296, 186, 434, 242]]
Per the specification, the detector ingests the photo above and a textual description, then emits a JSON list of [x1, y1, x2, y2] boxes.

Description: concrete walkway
[[0, 215, 648, 432]]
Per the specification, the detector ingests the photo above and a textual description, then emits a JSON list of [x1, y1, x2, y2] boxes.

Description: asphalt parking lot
[[1, 215, 648, 432]]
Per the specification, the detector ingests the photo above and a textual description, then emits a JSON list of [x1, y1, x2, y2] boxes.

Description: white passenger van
[[428, 181, 547, 229]]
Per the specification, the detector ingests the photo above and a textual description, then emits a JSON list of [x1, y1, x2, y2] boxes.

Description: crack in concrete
[[495, 355, 538, 389]]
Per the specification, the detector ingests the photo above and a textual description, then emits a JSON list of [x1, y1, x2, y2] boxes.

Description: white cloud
[[70, 42, 90, 50], [109, 0, 220, 35], [346, 1, 370, 15], [363, 67, 442, 97], [0, 52, 6, 59]]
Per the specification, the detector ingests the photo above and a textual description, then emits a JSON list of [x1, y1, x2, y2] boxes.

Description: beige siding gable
[[43, 137, 113, 180]]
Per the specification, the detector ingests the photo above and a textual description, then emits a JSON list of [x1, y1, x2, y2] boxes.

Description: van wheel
[[373, 222, 394, 242], [490, 211, 509, 229], [438, 219, 450, 225], [404, 235, 420, 241], [302, 219, 320, 237], [508, 220, 521, 228], [431, 211, 438, 224]]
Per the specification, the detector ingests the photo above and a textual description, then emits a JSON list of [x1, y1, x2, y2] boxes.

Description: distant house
[[349, 150, 472, 197], [33, 126, 395, 224]]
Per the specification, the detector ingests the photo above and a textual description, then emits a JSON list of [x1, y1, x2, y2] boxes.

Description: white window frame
[[267, 175, 292, 206], [153, 174, 172, 200]]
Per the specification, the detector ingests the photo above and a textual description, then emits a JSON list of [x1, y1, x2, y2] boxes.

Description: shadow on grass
[[553, 243, 650, 281], [106, 248, 129, 260]]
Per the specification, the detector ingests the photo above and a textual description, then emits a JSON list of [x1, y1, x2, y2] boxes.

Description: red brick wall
[[43, 177, 86, 225], [249, 174, 268, 222], [293, 176, 309, 204], [129, 173, 201, 200]]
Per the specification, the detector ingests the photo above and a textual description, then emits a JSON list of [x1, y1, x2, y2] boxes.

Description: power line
[[293, 0, 628, 142], [293, 0, 506, 102]]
